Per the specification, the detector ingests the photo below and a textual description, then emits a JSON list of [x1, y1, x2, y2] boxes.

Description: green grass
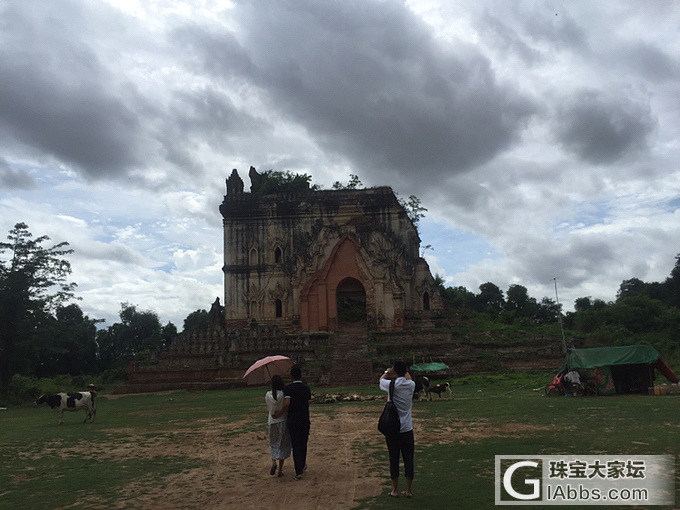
[[1, 375, 678, 509], [357, 373, 680, 509], [0, 389, 264, 509]]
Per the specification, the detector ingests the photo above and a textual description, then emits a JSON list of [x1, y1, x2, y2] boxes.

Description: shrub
[[5, 374, 99, 406], [99, 366, 128, 385], [7, 375, 43, 404]]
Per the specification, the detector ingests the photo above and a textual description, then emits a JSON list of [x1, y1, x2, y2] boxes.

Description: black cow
[[413, 376, 430, 400]]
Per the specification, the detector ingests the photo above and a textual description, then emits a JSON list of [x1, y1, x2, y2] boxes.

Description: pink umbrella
[[242, 355, 294, 385]]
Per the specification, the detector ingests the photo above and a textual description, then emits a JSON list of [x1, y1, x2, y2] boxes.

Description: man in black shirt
[[272, 365, 311, 480]]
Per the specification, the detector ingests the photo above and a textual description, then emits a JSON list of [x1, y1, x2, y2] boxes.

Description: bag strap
[[388, 379, 395, 401]]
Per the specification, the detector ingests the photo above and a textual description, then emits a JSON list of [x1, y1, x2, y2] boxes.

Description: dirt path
[[208, 410, 385, 510], [81, 406, 387, 509], [67, 398, 552, 509]]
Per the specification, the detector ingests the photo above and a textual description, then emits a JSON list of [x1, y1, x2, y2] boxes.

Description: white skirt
[[269, 421, 292, 460]]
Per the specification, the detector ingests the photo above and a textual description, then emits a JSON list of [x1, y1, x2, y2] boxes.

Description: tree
[[616, 277, 646, 300], [476, 282, 505, 314], [31, 304, 100, 378], [610, 294, 666, 333], [574, 296, 593, 312], [505, 284, 537, 318], [534, 297, 560, 324], [183, 309, 209, 334], [119, 303, 162, 353], [592, 298, 608, 310], [161, 322, 178, 349], [663, 253, 680, 308], [96, 303, 162, 370], [0, 223, 76, 397], [441, 285, 476, 309]]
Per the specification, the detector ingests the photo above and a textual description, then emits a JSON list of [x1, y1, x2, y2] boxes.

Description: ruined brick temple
[[220, 167, 442, 331], [121, 167, 448, 392]]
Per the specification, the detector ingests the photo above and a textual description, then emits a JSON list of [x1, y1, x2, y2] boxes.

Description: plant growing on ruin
[[399, 194, 428, 230], [332, 173, 363, 190], [252, 170, 316, 194]]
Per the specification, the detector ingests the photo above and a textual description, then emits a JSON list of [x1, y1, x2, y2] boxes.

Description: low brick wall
[[118, 327, 566, 393]]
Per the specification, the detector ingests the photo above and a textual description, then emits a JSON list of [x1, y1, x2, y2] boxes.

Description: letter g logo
[[503, 460, 540, 500]]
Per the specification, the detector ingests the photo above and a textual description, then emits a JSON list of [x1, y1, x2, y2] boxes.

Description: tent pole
[[554, 278, 567, 353]]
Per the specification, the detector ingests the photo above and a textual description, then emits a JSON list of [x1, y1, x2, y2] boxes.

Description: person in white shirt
[[379, 360, 416, 498], [265, 375, 291, 476]]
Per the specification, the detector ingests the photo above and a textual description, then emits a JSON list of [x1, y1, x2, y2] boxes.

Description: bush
[[5, 374, 100, 406], [99, 366, 128, 385], [7, 375, 43, 405]]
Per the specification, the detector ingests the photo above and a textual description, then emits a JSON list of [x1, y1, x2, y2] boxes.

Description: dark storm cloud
[[0, 158, 35, 189], [171, 24, 257, 80], [152, 86, 271, 177], [613, 42, 679, 82], [554, 89, 656, 164], [0, 2, 144, 178], [169, 87, 269, 142], [180, 0, 536, 183]]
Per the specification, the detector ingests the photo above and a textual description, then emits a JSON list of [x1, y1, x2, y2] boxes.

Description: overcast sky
[[1, 0, 679, 328]]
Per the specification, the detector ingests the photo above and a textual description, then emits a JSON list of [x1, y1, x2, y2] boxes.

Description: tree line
[[440, 281, 562, 325], [1, 222, 678, 399], [438, 256, 680, 361], [0, 223, 211, 399]]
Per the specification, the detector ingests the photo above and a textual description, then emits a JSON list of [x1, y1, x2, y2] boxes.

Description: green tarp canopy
[[562, 345, 661, 371], [410, 362, 448, 372], [559, 345, 678, 394]]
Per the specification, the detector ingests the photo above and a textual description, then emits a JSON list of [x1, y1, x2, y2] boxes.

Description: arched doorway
[[336, 277, 366, 328]]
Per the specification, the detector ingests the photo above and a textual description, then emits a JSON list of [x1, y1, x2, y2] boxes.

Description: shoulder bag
[[378, 379, 401, 437]]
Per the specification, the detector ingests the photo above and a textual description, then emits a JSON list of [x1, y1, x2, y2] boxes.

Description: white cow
[[35, 391, 96, 424]]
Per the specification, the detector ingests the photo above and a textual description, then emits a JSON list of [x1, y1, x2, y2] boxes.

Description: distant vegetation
[[1, 216, 678, 404], [437, 255, 680, 368]]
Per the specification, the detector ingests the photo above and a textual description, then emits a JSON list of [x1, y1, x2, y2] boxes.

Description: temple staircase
[[329, 330, 374, 386]]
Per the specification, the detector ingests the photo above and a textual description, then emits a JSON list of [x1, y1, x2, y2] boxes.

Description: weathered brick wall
[[367, 330, 564, 377], [118, 326, 331, 393], [119, 325, 565, 393]]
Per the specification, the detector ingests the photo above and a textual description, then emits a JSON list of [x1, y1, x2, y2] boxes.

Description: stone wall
[[119, 324, 565, 393], [367, 330, 565, 377], [116, 325, 331, 393]]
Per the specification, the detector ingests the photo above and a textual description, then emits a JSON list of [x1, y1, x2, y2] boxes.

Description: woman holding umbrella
[[265, 375, 291, 477]]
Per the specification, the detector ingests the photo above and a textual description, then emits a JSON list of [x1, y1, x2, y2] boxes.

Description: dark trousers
[[288, 417, 310, 475], [386, 430, 414, 480]]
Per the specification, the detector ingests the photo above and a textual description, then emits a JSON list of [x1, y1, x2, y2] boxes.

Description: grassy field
[[358, 374, 680, 509], [1, 373, 678, 509]]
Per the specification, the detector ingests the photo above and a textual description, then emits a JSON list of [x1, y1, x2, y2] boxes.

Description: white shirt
[[265, 390, 287, 425], [379, 376, 415, 433]]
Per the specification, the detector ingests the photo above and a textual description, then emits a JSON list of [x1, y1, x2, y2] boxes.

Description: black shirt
[[284, 380, 311, 421]]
